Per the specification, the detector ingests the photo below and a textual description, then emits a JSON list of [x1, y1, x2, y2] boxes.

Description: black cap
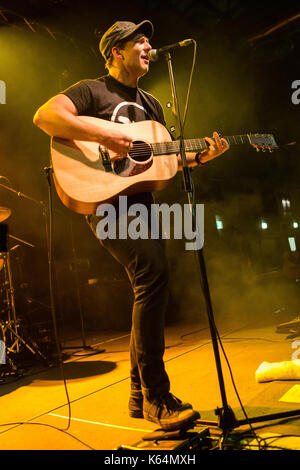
[[99, 20, 154, 60]]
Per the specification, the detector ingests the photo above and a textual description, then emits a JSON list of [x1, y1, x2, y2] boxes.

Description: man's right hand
[[98, 127, 133, 157], [33, 94, 133, 158]]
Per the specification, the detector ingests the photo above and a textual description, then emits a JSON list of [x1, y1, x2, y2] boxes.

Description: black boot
[[143, 393, 200, 431]]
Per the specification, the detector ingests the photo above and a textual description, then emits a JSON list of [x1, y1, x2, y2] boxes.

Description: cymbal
[[0, 207, 11, 223]]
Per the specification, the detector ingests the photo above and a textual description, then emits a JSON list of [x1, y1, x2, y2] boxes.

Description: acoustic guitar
[[51, 116, 278, 214]]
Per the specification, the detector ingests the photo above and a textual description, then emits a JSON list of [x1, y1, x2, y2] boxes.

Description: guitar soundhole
[[113, 139, 153, 177], [129, 140, 152, 162]]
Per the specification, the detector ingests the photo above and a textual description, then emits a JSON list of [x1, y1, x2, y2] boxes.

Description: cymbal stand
[[0, 180, 54, 370], [0, 247, 48, 376], [1, 250, 20, 355]]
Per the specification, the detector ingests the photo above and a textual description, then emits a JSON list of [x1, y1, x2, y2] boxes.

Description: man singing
[[33, 20, 229, 431]]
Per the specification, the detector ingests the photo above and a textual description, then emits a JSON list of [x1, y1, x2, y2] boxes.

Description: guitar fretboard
[[151, 135, 250, 155]]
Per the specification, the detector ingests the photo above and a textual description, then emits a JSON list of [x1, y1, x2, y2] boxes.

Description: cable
[[214, 325, 266, 448], [221, 336, 285, 343], [180, 327, 209, 340], [0, 167, 92, 446], [182, 39, 197, 133], [0, 374, 135, 449], [190, 228, 265, 449], [232, 430, 300, 451], [172, 42, 262, 446], [256, 433, 300, 450], [0, 420, 95, 450], [210, 309, 265, 448]]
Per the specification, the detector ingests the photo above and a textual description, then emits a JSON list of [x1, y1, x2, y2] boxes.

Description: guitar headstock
[[248, 133, 278, 152]]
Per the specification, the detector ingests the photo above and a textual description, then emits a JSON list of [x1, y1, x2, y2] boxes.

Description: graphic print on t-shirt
[[61, 75, 164, 126], [110, 101, 149, 124]]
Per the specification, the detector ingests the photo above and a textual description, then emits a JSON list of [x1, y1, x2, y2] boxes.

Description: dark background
[[0, 0, 300, 339]]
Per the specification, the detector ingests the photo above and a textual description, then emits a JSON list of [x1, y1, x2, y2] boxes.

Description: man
[[33, 20, 229, 431]]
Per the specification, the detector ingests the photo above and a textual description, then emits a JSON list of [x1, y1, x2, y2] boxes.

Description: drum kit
[[0, 174, 102, 380], [0, 206, 50, 380]]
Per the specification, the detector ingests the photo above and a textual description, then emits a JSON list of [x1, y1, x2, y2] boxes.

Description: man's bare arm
[[33, 94, 133, 155]]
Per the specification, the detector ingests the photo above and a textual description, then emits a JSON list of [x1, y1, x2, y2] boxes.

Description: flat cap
[[99, 20, 154, 60]]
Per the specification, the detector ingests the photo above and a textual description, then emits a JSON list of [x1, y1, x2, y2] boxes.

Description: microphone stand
[[44, 166, 105, 358], [163, 50, 300, 444]]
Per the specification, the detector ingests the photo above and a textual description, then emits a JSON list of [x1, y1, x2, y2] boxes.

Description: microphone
[[148, 39, 194, 61]]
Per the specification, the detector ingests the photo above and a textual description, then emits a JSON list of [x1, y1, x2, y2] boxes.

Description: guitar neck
[[152, 135, 251, 155]]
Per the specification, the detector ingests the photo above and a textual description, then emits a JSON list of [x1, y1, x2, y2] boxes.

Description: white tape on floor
[[49, 412, 149, 433], [279, 384, 300, 403]]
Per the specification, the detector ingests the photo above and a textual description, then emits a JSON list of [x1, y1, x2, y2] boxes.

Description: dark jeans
[[87, 213, 171, 400]]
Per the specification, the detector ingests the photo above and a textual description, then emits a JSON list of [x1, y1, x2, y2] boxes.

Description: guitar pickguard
[[112, 139, 153, 177], [113, 157, 153, 177]]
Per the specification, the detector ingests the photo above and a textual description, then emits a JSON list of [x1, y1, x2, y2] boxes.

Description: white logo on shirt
[[111, 101, 148, 123]]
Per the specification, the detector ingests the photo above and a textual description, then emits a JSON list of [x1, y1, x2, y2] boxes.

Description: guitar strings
[[123, 134, 272, 158]]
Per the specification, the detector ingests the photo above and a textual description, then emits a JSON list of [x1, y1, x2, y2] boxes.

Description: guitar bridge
[[99, 145, 112, 172]]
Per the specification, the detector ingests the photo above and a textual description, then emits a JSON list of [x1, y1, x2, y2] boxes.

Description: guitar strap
[[138, 88, 160, 122], [138, 88, 175, 140]]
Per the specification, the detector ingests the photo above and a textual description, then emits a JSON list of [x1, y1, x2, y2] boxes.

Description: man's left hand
[[200, 132, 230, 163]]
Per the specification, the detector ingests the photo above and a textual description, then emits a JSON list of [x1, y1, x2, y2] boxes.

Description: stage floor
[[0, 316, 300, 451]]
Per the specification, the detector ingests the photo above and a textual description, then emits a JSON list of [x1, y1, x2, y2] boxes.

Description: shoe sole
[[129, 401, 193, 419], [144, 410, 200, 431]]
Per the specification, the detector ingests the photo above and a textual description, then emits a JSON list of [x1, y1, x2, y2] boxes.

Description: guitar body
[[51, 116, 178, 214], [51, 115, 278, 215]]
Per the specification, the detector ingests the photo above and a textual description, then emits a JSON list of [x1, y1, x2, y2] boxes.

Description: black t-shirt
[[61, 74, 166, 211], [62, 74, 166, 125]]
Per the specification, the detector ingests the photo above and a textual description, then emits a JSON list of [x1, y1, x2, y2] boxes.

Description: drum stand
[[0, 248, 48, 378]]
